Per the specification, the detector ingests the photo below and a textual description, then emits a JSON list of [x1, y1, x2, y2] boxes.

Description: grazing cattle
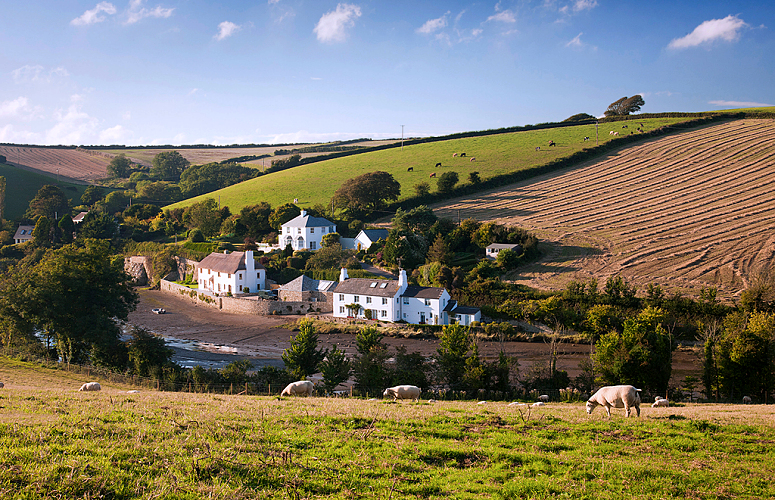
[[622, 125, 628, 129], [651, 399, 669, 408], [586, 385, 641, 417], [535, 146, 541, 151], [383, 385, 421, 401], [539, 395, 549, 403], [548, 140, 555, 146], [429, 172, 436, 178], [460, 153, 466, 157], [452, 153, 458, 157], [583, 136, 590, 141], [407, 167, 413, 172], [743, 396, 752, 404], [281, 380, 314, 397], [613, 131, 619, 136], [79, 382, 101, 392], [609, 131, 614, 135], [435, 162, 442, 167], [470, 157, 476, 162]]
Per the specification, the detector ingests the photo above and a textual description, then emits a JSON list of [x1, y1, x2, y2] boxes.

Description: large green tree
[[26, 185, 71, 220], [436, 324, 472, 390], [332, 171, 400, 215], [151, 151, 190, 181], [107, 153, 132, 178], [179, 162, 256, 197], [80, 185, 105, 206], [436, 171, 459, 194], [0, 239, 138, 365], [236, 202, 273, 238], [182, 198, 223, 238], [282, 319, 327, 379], [351, 326, 390, 394], [604, 95, 645, 117], [269, 203, 301, 231], [319, 344, 351, 393]]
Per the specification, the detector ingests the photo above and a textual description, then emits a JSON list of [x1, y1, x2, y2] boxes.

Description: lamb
[[651, 398, 669, 407], [508, 402, 526, 407], [743, 396, 752, 404], [281, 380, 314, 397], [538, 394, 549, 403], [79, 382, 101, 392], [586, 385, 641, 417], [383, 385, 421, 401]]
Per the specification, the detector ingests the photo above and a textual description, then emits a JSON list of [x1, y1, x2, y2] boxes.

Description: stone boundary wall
[[159, 280, 331, 315]]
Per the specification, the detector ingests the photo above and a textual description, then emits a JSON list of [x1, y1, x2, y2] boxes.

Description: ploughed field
[[433, 119, 775, 299], [1, 358, 774, 499], [0, 145, 111, 182]]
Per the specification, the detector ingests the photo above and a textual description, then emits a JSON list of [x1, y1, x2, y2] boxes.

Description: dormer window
[[379, 283, 388, 288], [369, 282, 377, 288]]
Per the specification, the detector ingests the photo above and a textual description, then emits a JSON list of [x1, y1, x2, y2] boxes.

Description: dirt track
[[432, 119, 775, 300], [128, 290, 700, 381]]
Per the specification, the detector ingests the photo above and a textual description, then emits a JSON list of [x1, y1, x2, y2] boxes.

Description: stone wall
[[125, 256, 151, 286], [160, 279, 329, 315]]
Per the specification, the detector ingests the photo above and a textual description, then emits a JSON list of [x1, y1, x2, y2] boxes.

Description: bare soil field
[[432, 119, 775, 300], [0, 145, 110, 183], [129, 289, 701, 382]]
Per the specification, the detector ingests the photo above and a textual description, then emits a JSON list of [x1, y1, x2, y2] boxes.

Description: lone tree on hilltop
[[151, 151, 190, 181], [333, 171, 400, 216], [604, 95, 645, 117], [563, 113, 596, 122], [107, 153, 132, 178]]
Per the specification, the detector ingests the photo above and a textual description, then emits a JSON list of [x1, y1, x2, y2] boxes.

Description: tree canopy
[[333, 171, 400, 215], [26, 185, 71, 221], [436, 171, 459, 194], [179, 162, 257, 198], [107, 153, 132, 178], [282, 319, 327, 379], [604, 95, 645, 117], [151, 151, 190, 181], [563, 113, 597, 122]]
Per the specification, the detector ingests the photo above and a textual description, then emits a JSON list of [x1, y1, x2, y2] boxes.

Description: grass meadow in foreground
[[1, 358, 774, 499], [167, 117, 694, 214]]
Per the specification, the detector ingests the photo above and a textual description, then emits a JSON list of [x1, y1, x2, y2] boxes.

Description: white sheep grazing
[[743, 396, 752, 404], [539, 394, 549, 403], [532, 401, 545, 407], [78, 382, 101, 392], [383, 385, 421, 402], [281, 380, 314, 397], [651, 398, 669, 407], [586, 385, 641, 417], [428, 399, 436, 404], [477, 400, 487, 405], [508, 402, 526, 407], [654, 396, 664, 401]]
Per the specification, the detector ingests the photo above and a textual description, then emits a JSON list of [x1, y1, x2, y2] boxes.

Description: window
[[239, 285, 243, 291], [403, 298, 409, 304], [380, 283, 388, 288], [339, 294, 345, 301], [366, 297, 372, 304], [218, 284, 221, 291], [381, 310, 387, 317], [257, 272, 260, 279], [239, 273, 242, 280], [218, 272, 221, 277], [228, 285, 232, 292], [297, 228, 301, 234], [228, 274, 231, 279], [340, 306, 345, 313], [310, 241, 316, 250], [354, 296, 359, 302], [310, 227, 314, 233], [369, 282, 377, 288], [424, 299, 431, 306], [382, 298, 387, 305], [330, 226, 334, 233]]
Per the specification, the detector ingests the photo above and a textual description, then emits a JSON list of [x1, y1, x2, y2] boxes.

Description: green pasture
[[0, 163, 87, 220], [709, 106, 775, 114], [0, 358, 773, 499], [166, 117, 695, 214]]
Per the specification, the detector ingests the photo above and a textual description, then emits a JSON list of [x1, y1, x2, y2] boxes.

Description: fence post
[[268, 384, 271, 396], [230, 383, 233, 395], [245, 382, 248, 395]]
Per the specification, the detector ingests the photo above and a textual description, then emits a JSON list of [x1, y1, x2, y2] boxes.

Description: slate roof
[[283, 212, 335, 228], [13, 225, 34, 241], [280, 275, 336, 292], [72, 211, 88, 223], [198, 251, 265, 274], [486, 243, 522, 250], [452, 305, 480, 315], [359, 229, 389, 242], [400, 285, 446, 299], [333, 278, 400, 297]]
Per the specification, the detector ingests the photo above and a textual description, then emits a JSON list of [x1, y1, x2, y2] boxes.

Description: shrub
[[188, 228, 205, 242]]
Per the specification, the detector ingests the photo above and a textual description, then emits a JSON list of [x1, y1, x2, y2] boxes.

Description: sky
[[1, 0, 773, 146]]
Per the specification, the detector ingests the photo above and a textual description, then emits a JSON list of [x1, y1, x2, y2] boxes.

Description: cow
[[460, 153, 466, 157], [452, 153, 458, 157], [407, 167, 413, 172], [535, 146, 540, 151], [470, 157, 475, 162], [435, 162, 442, 167], [429, 172, 436, 178], [548, 140, 555, 146]]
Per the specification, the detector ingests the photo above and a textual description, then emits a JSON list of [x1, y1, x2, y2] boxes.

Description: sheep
[[539, 394, 549, 403], [651, 398, 669, 408], [622, 125, 628, 129], [281, 380, 314, 397], [79, 382, 101, 392], [470, 157, 476, 162], [654, 396, 664, 401], [609, 131, 615, 135], [383, 385, 421, 402], [428, 399, 436, 404], [477, 400, 487, 405], [586, 385, 641, 417], [407, 167, 413, 172], [743, 396, 752, 404], [435, 162, 442, 167], [452, 153, 458, 157], [532, 401, 545, 407], [613, 131, 619, 136], [583, 136, 590, 141], [429, 172, 436, 178], [508, 402, 526, 407]]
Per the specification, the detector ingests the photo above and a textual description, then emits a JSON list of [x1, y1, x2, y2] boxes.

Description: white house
[[13, 225, 34, 244], [333, 268, 477, 325], [354, 228, 389, 251], [443, 301, 482, 326], [280, 210, 336, 251], [72, 212, 88, 224], [485, 243, 522, 260], [197, 250, 265, 295]]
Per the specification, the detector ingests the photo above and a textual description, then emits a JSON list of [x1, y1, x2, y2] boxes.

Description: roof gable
[[198, 251, 265, 274], [333, 278, 400, 297], [400, 285, 446, 300], [283, 213, 334, 228]]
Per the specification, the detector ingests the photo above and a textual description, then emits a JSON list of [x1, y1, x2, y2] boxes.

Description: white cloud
[[314, 3, 361, 43], [0, 97, 30, 117], [668, 15, 748, 49], [572, 0, 597, 12], [214, 21, 241, 41], [417, 12, 449, 34], [122, 111, 132, 120], [487, 10, 516, 23], [266, 130, 395, 144], [0, 125, 40, 144], [71, 2, 117, 26], [566, 32, 584, 47], [126, 0, 174, 25], [268, 0, 280, 4], [709, 100, 773, 108], [45, 98, 100, 145], [311, 77, 322, 80], [472, 28, 483, 37], [186, 88, 200, 97], [12, 65, 70, 84], [99, 125, 129, 143]]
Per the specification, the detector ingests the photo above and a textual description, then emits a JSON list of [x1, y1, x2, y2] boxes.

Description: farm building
[[72, 212, 88, 224], [13, 225, 34, 244], [341, 228, 389, 251], [443, 301, 481, 326], [280, 210, 336, 251], [332, 268, 479, 325], [485, 243, 523, 260], [197, 250, 266, 295], [277, 275, 336, 303]]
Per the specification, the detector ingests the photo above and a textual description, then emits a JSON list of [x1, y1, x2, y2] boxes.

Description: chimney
[[245, 250, 254, 273], [398, 268, 408, 292], [301, 209, 307, 217], [339, 268, 349, 282]]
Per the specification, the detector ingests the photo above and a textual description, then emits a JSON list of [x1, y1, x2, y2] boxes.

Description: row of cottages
[[197, 250, 266, 295], [280, 210, 336, 251], [332, 269, 481, 326]]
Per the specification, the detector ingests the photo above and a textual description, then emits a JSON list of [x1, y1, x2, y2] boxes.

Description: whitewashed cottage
[[197, 250, 265, 295], [13, 225, 34, 244], [280, 210, 336, 251]]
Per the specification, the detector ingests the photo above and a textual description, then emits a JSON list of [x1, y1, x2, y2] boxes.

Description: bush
[[188, 228, 205, 242]]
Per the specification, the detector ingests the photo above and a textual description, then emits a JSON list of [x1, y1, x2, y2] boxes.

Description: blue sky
[[1, 1, 773, 146]]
